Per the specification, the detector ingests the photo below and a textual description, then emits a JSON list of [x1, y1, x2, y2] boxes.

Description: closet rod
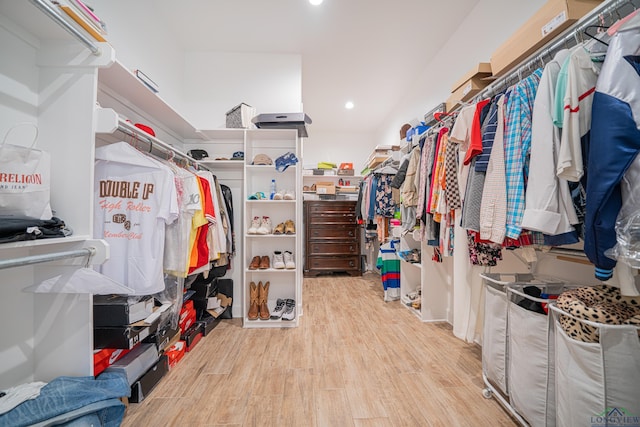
[[116, 119, 208, 171], [476, 0, 639, 101], [29, 0, 101, 56], [0, 248, 95, 271]]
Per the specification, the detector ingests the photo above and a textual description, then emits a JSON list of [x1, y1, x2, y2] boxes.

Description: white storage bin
[[550, 304, 640, 427], [507, 282, 575, 427], [481, 273, 535, 399]]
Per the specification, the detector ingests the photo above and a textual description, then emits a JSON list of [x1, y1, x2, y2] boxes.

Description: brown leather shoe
[[259, 281, 270, 320], [273, 222, 285, 235], [284, 219, 295, 235], [249, 255, 260, 270], [259, 255, 270, 269], [248, 281, 259, 320]]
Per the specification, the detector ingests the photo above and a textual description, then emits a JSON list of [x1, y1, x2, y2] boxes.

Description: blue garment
[[475, 97, 499, 172], [504, 68, 543, 239], [0, 372, 129, 427], [368, 175, 378, 220], [585, 24, 640, 281]]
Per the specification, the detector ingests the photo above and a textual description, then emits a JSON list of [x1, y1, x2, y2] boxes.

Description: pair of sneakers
[[272, 190, 295, 200], [273, 251, 295, 269], [247, 216, 272, 234], [270, 298, 296, 320]]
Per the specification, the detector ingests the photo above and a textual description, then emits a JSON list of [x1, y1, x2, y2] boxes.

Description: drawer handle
[[349, 261, 354, 267], [349, 246, 354, 252], [348, 231, 353, 237]]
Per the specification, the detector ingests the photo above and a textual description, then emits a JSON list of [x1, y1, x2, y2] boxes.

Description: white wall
[[375, 0, 547, 146], [182, 52, 302, 130], [91, 0, 186, 113], [302, 130, 377, 173]]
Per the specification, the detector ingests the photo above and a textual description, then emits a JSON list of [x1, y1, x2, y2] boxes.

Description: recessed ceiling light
[[309, 0, 323, 5], [345, 101, 354, 109]]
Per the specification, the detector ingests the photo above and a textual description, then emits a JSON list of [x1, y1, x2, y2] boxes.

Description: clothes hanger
[[584, 25, 610, 47]]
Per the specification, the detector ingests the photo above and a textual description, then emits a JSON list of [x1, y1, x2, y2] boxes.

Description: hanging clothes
[[94, 141, 178, 295], [376, 239, 400, 301], [585, 22, 640, 282]]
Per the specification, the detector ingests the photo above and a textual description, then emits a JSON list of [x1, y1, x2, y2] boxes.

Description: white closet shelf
[[245, 165, 297, 172], [196, 128, 246, 140], [98, 60, 201, 140], [246, 129, 298, 140], [0, 235, 91, 250], [302, 174, 363, 180], [245, 234, 296, 239], [400, 259, 422, 269], [245, 268, 297, 274], [198, 160, 244, 169], [246, 200, 297, 205]]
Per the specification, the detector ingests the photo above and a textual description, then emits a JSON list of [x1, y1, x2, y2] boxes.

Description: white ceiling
[[154, 0, 480, 132]]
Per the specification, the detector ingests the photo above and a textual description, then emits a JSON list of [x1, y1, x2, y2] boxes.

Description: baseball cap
[[252, 154, 273, 165], [275, 152, 299, 172], [231, 151, 244, 160]]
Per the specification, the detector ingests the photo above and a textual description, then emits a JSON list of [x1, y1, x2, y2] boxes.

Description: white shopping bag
[[0, 123, 52, 219]]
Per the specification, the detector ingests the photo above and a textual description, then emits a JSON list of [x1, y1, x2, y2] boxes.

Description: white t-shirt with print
[[94, 142, 178, 295]]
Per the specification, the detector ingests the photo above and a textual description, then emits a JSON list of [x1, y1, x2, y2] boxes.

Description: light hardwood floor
[[121, 273, 517, 427]]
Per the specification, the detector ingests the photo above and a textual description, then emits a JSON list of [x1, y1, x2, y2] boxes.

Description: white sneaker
[[273, 251, 285, 269], [257, 216, 272, 234], [247, 216, 260, 234], [270, 298, 286, 319], [284, 251, 295, 269], [282, 299, 296, 320], [283, 190, 295, 200], [273, 190, 284, 200]]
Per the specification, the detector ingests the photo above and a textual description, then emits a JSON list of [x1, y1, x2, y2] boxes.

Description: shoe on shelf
[[270, 298, 286, 319], [259, 281, 270, 320], [282, 299, 296, 321], [273, 222, 285, 235], [249, 255, 261, 270], [273, 190, 284, 200], [247, 216, 261, 234], [259, 255, 270, 269], [248, 282, 259, 320], [283, 190, 295, 200], [284, 251, 295, 269], [257, 216, 272, 234], [310, 184, 316, 192], [273, 251, 285, 269], [303, 185, 310, 192], [284, 219, 296, 235]]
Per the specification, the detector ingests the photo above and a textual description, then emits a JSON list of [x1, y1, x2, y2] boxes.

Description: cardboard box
[[93, 295, 155, 327], [104, 343, 159, 385], [337, 169, 354, 176], [448, 62, 493, 105], [451, 62, 492, 93], [316, 182, 336, 195], [196, 311, 222, 336], [129, 355, 169, 403], [94, 325, 151, 350], [143, 323, 180, 353], [93, 348, 131, 377], [490, 0, 604, 76], [165, 341, 186, 369]]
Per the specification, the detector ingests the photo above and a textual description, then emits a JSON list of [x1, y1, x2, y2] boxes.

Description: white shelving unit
[[398, 230, 451, 322], [0, 1, 115, 389], [242, 129, 302, 328]]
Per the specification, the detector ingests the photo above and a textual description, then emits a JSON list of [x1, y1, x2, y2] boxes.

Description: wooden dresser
[[304, 200, 361, 277]]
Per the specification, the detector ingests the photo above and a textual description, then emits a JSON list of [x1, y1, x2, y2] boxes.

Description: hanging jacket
[[585, 23, 640, 281]]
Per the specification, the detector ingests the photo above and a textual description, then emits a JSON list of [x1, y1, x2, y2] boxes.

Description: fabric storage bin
[[507, 281, 576, 427], [550, 304, 640, 427], [481, 273, 535, 398], [225, 103, 255, 128]]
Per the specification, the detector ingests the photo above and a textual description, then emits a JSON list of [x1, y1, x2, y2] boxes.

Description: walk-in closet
[[1, 0, 639, 425]]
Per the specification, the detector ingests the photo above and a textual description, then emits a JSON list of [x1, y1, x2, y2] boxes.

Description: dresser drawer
[[308, 241, 359, 256], [307, 212, 357, 225], [306, 226, 358, 240], [306, 201, 355, 215], [306, 256, 360, 271]]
